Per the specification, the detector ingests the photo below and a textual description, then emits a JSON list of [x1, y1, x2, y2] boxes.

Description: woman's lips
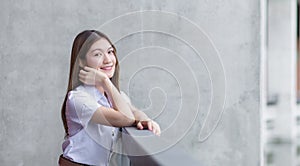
[[100, 66, 113, 71]]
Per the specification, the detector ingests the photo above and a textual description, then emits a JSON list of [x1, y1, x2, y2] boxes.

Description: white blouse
[[62, 85, 120, 166]]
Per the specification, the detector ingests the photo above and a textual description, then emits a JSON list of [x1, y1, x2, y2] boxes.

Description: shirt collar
[[82, 85, 106, 100], [82, 85, 112, 107]]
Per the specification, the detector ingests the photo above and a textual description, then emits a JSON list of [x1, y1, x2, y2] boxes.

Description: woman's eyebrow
[[91, 46, 113, 52], [91, 48, 104, 52]]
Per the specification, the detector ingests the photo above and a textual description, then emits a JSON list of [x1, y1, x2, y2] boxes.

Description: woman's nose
[[103, 53, 112, 63]]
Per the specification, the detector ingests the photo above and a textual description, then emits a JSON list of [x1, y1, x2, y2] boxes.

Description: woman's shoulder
[[67, 85, 91, 99]]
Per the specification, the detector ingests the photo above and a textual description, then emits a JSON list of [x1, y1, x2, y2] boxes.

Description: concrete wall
[[0, 0, 261, 165]]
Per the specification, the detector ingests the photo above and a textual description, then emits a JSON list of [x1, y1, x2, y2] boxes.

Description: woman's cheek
[[91, 58, 102, 68]]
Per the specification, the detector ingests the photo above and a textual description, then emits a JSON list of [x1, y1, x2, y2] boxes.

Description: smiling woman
[[82, 38, 116, 78], [59, 30, 160, 166]]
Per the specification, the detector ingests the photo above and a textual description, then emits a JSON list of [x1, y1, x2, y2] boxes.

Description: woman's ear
[[79, 59, 86, 68]]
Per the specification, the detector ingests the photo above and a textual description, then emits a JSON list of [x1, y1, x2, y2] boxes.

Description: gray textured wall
[[0, 0, 261, 165]]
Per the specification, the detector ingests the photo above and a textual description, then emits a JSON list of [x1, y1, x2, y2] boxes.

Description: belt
[[58, 154, 91, 166]]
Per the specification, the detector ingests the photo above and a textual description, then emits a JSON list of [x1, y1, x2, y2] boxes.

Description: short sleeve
[[67, 90, 101, 128]]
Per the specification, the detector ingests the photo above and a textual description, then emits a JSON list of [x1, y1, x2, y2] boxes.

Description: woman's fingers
[[136, 121, 143, 130], [147, 120, 153, 131], [78, 73, 85, 79], [155, 123, 161, 136], [79, 69, 88, 83], [137, 120, 161, 136], [79, 66, 108, 86], [78, 68, 97, 85], [79, 72, 89, 84], [83, 66, 94, 72], [79, 69, 88, 75], [84, 66, 98, 75], [152, 121, 161, 136]]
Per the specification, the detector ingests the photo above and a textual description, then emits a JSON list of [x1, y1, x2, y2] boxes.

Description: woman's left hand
[[136, 120, 161, 136]]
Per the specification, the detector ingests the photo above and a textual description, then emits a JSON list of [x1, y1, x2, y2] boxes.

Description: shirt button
[[112, 131, 114, 136]]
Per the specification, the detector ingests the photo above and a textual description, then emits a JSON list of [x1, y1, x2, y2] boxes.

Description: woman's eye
[[108, 50, 114, 54], [94, 53, 102, 56]]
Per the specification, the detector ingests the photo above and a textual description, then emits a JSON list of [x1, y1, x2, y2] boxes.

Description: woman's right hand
[[79, 66, 109, 86], [136, 120, 161, 136]]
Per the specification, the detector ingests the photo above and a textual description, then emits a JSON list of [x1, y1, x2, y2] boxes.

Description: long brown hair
[[61, 30, 120, 136]]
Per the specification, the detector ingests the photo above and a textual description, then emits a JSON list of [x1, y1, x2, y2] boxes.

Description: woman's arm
[[131, 106, 150, 121], [102, 78, 135, 121], [121, 92, 161, 136], [120, 91, 150, 121], [130, 104, 161, 136], [79, 66, 160, 135], [91, 106, 135, 127], [79, 66, 135, 126]]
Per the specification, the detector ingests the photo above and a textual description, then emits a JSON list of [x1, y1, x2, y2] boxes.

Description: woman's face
[[85, 38, 116, 78]]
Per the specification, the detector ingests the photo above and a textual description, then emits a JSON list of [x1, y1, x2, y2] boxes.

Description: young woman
[[59, 30, 160, 166]]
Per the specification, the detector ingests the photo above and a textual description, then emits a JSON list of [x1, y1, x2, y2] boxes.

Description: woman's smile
[[99, 65, 113, 71], [86, 38, 117, 78]]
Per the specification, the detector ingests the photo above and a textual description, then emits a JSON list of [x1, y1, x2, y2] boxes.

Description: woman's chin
[[106, 72, 114, 79], [100, 69, 114, 78]]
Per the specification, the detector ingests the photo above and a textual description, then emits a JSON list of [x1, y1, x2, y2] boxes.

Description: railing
[[121, 127, 202, 166]]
